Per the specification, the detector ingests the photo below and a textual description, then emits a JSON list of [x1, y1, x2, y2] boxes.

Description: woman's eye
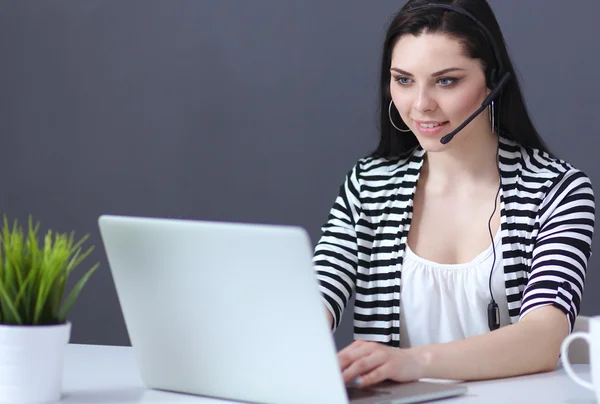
[[394, 77, 411, 85], [438, 77, 458, 86]]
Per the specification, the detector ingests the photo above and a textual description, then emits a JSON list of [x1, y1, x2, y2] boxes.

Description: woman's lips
[[413, 120, 450, 136]]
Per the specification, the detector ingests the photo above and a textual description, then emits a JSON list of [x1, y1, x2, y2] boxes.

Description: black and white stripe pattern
[[313, 137, 595, 347]]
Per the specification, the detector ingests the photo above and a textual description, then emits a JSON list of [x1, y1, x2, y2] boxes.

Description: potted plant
[[0, 216, 99, 404]]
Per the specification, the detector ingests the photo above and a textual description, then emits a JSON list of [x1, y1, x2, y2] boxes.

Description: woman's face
[[390, 33, 491, 152]]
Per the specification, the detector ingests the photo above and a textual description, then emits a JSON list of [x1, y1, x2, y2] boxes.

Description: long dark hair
[[372, 0, 553, 158]]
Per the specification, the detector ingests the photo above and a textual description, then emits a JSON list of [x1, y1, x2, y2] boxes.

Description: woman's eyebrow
[[390, 67, 467, 76]]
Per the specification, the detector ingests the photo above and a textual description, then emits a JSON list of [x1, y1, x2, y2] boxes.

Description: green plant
[[0, 216, 99, 325]]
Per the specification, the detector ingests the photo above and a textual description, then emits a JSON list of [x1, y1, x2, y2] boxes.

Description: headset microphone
[[440, 72, 511, 145]]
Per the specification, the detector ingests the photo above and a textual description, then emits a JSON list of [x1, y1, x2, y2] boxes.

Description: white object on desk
[[98, 216, 351, 404], [561, 314, 600, 403], [0, 322, 71, 404], [62, 344, 595, 404], [569, 315, 591, 364], [97, 215, 467, 404]]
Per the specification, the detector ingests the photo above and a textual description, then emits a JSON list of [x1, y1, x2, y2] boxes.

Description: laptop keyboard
[[346, 387, 391, 400]]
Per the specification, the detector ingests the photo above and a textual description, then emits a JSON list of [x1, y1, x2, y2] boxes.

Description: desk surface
[[61, 344, 595, 404]]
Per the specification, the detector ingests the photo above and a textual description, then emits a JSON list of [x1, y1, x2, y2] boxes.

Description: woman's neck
[[421, 130, 500, 192]]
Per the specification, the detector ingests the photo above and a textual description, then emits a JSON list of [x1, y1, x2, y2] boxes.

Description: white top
[[399, 229, 510, 348]]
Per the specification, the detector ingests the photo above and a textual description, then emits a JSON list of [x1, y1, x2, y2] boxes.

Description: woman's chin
[[415, 134, 452, 153]]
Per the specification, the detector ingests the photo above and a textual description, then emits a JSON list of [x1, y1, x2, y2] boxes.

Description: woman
[[313, 0, 595, 387]]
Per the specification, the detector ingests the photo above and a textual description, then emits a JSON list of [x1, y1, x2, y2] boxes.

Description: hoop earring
[[489, 100, 495, 133], [389, 100, 412, 132]]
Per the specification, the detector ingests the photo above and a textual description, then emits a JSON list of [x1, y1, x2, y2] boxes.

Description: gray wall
[[0, 0, 598, 350]]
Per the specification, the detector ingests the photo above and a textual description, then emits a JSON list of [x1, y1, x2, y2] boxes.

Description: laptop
[[98, 215, 467, 404]]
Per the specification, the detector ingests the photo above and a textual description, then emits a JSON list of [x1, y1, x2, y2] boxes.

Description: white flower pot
[[0, 322, 71, 404]]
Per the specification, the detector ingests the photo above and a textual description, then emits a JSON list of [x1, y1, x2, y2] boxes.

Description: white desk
[[61, 344, 596, 403]]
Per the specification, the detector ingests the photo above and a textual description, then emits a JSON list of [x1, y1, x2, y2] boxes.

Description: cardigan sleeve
[[520, 170, 595, 331], [312, 163, 362, 331]]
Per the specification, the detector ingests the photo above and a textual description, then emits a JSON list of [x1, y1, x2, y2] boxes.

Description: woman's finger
[[341, 350, 384, 385], [337, 340, 371, 370], [357, 362, 392, 387]]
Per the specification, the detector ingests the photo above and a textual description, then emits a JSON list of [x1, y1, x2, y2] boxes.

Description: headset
[[399, 3, 510, 331]]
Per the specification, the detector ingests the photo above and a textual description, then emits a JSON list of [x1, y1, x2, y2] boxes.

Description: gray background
[[0, 0, 598, 350]]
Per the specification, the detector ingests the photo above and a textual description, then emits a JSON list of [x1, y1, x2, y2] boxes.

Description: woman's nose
[[414, 88, 437, 113]]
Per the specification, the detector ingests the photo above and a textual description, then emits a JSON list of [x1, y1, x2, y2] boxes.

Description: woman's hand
[[338, 340, 427, 388]]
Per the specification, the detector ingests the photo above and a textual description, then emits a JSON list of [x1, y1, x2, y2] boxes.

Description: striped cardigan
[[314, 136, 595, 347]]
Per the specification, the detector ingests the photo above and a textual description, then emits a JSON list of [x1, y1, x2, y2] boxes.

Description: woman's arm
[[338, 305, 569, 386], [325, 305, 334, 329], [412, 305, 569, 380], [313, 164, 363, 332]]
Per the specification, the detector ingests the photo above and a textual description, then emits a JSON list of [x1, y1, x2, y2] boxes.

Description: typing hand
[[337, 340, 425, 388]]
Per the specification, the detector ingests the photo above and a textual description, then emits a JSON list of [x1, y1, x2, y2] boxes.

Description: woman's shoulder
[[500, 136, 590, 185], [500, 138, 594, 216], [354, 147, 425, 180]]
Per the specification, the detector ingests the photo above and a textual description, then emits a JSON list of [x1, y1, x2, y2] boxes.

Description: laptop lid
[[98, 215, 349, 403]]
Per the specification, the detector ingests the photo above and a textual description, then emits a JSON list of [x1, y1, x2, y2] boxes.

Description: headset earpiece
[[487, 67, 499, 89]]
